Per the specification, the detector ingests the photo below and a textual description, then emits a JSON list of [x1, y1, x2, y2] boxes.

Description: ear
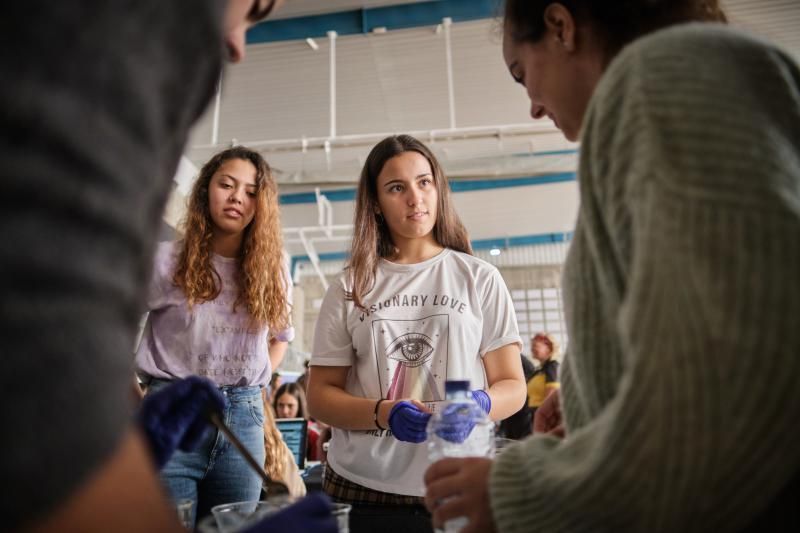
[[543, 3, 577, 52]]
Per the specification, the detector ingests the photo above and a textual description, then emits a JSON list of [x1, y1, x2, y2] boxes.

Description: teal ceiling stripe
[[279, 172, 577, 205], [450, 172, 575, 192], [513, 148, 579, 158], [248, 0, 498, 44], [279, 188, 357, 205], [471, 232, 571, 250]]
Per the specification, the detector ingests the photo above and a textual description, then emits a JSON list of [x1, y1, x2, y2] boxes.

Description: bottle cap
[[445, 380, 470, 393]]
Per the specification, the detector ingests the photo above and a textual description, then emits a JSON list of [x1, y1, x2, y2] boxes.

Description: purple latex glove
[[242, 493, 337, 533], [136, 376, 226, 469], [433, 391, 490, 444], [389, 401, 432, 443], [471, 389, 491, 414]]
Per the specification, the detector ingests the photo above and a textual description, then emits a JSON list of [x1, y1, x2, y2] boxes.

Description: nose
[[228, 186, 244, 204], [530, 103, 547, 120], [225, 26, 246, 63], [407, 187, 423, 207]]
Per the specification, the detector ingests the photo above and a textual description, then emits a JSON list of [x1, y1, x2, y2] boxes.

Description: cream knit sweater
[[491, 23, 800, 532]]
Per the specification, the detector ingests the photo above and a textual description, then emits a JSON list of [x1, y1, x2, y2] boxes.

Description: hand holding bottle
[[433, 390, 491, 444]]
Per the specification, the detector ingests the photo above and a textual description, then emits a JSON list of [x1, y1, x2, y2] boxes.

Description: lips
[[223, 207, 243, 218], [407, 211, 428, 221]]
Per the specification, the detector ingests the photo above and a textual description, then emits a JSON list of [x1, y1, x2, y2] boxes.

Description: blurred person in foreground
[[0, 1, 333, 531]]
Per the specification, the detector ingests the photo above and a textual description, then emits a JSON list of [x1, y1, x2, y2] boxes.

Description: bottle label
[[423, 400, 446, 414]]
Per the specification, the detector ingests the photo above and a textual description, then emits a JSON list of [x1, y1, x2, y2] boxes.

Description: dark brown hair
[[172, 146, 289, 330], [348, 135, 472, 310], [504, 0, 726, 57], [273, 382, 309, 419]]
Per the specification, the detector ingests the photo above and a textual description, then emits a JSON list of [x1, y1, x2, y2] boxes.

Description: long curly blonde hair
[[172, 146, 289, 330]]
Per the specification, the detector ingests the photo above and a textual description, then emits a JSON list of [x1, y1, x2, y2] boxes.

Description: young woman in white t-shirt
[[307, 135, 527, 532]]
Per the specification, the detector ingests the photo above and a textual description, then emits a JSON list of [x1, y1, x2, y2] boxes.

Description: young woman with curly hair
[[135, 145, 293, 525]]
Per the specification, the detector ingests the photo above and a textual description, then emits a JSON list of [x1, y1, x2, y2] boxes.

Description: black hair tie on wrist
[[374, 398, 388, 430]]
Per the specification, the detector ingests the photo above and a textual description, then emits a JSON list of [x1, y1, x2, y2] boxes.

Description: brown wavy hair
[[348, 135, 472, 310], [172, 146, 289, 330], [261, 394, 293, 483], [504, 0, 727, 59]]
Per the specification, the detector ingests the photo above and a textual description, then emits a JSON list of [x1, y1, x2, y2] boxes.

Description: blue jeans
[[147, 380, 266, 528]]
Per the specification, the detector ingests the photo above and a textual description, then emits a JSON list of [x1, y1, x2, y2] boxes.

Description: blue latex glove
[[433, 393, 489, 444], [389, 401, 432, 443], [136, 376, 226, 469], [242, 493, 337, 533], [471, 389, 491, 415]]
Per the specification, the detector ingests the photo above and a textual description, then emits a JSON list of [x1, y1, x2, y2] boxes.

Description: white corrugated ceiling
[[177, 0, 800, 262], [186, 0, 800, 186]]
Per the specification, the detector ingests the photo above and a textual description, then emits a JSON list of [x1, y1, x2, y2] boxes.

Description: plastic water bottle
[[427, 380, 495, 533]]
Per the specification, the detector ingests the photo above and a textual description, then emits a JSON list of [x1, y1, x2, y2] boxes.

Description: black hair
[[504, 0, 726, 56]]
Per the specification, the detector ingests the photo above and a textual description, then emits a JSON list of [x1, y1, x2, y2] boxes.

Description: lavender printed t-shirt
[[135, 241, 294, 386]]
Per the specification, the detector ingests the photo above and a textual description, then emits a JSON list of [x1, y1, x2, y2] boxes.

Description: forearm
[[307, 381, 394, 430], [268, 339, 288, 371], [28, 429, 183, 533], [485, 378, 527, 421], [482, 344, 527, 421]]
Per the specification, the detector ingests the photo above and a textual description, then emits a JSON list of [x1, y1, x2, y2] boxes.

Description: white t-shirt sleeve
[[311, 277, 355, 366], [479, 267, 522, 356]]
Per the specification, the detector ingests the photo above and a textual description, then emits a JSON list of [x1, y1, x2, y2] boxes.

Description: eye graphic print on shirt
[[372, 314, 448, 402]]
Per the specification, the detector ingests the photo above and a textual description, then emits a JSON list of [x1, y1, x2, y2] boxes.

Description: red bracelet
[[374, 398, 387, 430]]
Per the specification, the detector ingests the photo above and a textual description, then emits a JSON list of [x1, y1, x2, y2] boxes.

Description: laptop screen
[[275, 417, 308, 470]]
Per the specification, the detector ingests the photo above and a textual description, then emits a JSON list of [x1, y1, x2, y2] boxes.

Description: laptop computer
[[275, 417, 308, 470]]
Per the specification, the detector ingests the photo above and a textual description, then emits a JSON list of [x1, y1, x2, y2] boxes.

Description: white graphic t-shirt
[[312, 249, 521, 495], [135, 241, 294, 386]]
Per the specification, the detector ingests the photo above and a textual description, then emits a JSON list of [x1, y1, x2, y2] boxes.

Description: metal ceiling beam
[[289, 230, 574, 272]]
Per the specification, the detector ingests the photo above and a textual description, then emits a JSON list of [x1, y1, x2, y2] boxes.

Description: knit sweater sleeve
[[490, 25, 800, 532]]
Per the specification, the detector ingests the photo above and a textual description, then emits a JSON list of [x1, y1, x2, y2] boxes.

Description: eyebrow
[[382, 173, 432, 186], [249, 0, 277, 23], [221, 174, 257, 187]]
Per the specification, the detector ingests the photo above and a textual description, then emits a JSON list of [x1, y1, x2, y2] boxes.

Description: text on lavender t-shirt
[[135, 241, 294, 386]]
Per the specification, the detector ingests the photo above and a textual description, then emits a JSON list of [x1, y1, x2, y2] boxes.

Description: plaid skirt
[[323, 464, 426, 506]]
